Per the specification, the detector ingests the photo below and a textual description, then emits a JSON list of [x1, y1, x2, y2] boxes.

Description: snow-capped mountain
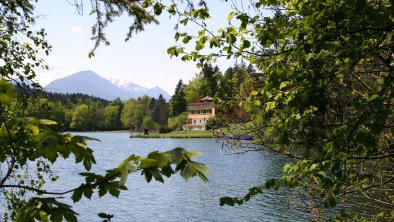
[[44, 70, 171, 101], [110, 78, 170, 100]]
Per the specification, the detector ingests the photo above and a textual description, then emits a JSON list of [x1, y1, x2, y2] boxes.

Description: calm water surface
[[49, 132, 310, 221]]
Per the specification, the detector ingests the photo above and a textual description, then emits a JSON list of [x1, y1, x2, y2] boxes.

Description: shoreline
[[131, 130, 216, 138]]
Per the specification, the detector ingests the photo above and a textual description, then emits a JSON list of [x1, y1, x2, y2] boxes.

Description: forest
[[21, 63, 259, 132]]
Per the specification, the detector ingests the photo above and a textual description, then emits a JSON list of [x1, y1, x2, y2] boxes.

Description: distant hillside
[[43, 91, 110, 105], [44, 70, 171, 101]]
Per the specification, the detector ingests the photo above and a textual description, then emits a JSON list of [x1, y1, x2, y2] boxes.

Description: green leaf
[[50, 210, 63, 222], [98, 187, 107, 197], [83, 188, 93, 199], [324, 196, 337, 208], [198, 172, 209, 182], [245, 103, 252, 111], [180, 162, 197, 180], [167, 147, 186, 164], [182, 36, 192, 44], [161, 165, 174, 177], [143, 170, 153, 183], [184, 151, 202, 159], [251, 91, 258, 96], [190, 161, 209, 174], [98, 213, 108, 218], [71, 189, 83, 202], [152, 171, 164, 183], [39, 119, 58, 125], [153, 3, 162, 15], [108, 187, 120, 197], [243, 40, 251, 48], [39, 211, 49, 221], [119, 165, 129, 186], [147, 151, 170, 167], [140, 158, 158, 169], [265, 101, 276, 112], [228, 11, 236, 22], [279, 81, 289, 89], [141, 0, 151, 8]]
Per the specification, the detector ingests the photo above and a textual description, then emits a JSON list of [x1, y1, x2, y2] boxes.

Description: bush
[[159, 127, 172, 134], [206, 118, 224, 130], [168, 113, 188, 130]]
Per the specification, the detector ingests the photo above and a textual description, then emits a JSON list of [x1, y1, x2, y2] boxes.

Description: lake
[[48, 132, 311, 221]]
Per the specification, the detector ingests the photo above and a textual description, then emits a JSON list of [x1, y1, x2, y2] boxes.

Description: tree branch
[[0, 172, 119, 196]]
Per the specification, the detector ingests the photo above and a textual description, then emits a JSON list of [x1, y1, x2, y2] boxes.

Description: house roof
[[201, 96, 213, 101]]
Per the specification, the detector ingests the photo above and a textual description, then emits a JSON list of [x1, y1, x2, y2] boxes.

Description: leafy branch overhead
[[0, 0, 209, 217], [171, 1, 393, 221], [13, 144, 208, 221], [0, 80, 208, 220], [76, 0, 161, 57], [69, 0, 211, 56]]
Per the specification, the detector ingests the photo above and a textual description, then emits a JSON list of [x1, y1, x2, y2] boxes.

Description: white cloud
[[71, 25, 84, 35], [36, 66, 72, 86]]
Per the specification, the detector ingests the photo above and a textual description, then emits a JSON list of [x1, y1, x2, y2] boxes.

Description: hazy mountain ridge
[[44, 70, 171, 101]]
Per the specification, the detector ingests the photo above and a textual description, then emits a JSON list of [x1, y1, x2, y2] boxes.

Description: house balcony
[[188, 113, 215, 119], [188, 103, 214, 110]]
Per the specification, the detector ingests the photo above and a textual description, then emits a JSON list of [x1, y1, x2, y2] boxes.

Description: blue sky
[[33, 0, 235, 94]]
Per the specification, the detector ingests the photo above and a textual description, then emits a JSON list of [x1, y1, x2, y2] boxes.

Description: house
[[185, 96, 216, 130]]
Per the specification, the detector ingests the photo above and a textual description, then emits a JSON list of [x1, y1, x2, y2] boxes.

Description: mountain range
[[44, 70, 171, 101]]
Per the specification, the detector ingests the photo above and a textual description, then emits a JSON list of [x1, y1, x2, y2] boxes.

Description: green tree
[[121, 98, 137, 129], [200, 63, 221, 97], [103, 105, 121, 130], [70, 104, 90, 131], [141, 116, 156, 130], [170, 79, 187, 117], [89, 101, 105, 130], [139, 95, 153, 117], [0, 1, 209, 221], [168, 113, 188, 130], [132, 103, 145, 130], [167, 0, 394, 220], [151, 94, 169, 126], [183, 74, 208, 103]]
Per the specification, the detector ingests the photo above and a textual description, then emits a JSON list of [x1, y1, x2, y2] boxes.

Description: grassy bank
[[131, 124, 255, 139], [132, 130, 215, 138]]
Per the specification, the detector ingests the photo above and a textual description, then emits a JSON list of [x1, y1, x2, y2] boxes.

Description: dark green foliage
[[16, 198, 78, 222], [43, 91, 110, 106], [159, 126, 172, 133], [0, 1, 209, 221], [13, 92, 172, 131], [205, 118, 224, 130], [200, 63, 220, 97], [166, 0, 394, 220], [98, 213, 114, 222], [120, 95, 170, 130], [151, 95, 169, 126], [170, 79, 187, 117]]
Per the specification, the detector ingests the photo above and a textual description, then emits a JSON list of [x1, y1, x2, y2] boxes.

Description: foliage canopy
[[0, 1, 208, 221], [166, 0, 393, 220]]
